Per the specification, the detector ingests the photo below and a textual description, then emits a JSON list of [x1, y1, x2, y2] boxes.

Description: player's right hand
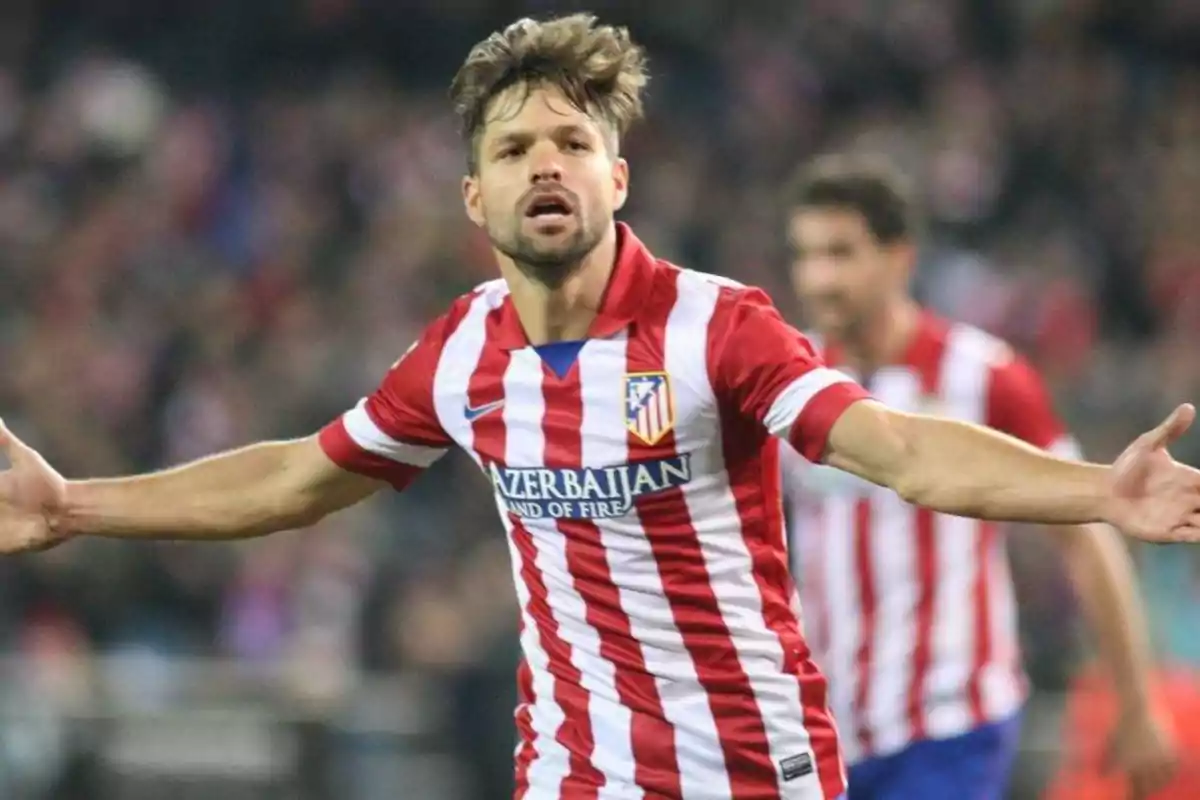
[[0, 418, 70, 554], [1104, 706, 1178, 799]]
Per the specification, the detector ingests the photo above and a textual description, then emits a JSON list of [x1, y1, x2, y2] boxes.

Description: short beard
[[491, 221, 604, 290]]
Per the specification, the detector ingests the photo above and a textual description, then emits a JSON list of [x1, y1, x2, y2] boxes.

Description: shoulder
[[455, 278, 510, 318], [468, 277, 511, 306], [935, 320, 1049, 405], [937, 322, 1064, 443], [668, 267, 784, 324], [941, 320, 1017, 371], [673, 266, 748, 293], [421, 279, 509, 344]]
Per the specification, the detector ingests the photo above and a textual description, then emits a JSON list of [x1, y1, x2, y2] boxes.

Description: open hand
[[1105, 404, 1200, 543], [0, 418, 69, 554]]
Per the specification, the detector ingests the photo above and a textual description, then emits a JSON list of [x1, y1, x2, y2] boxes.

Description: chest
[[434, 339, 723, 519]]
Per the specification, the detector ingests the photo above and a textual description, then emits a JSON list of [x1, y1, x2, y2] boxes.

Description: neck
[[837, 298, 921, 376], [500, 224, 619, 345]]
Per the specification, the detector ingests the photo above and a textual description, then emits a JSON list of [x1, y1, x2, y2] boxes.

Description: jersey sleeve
[[709, 287, 870, 462], [318, 312, 459, 491], [985, 347, 1081, 459]]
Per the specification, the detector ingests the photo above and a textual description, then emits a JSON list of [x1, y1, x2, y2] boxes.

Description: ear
[[611, 157, 630, 212], [462, 174, 485, 228]]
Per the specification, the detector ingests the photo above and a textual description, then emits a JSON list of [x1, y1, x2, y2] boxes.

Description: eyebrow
[[489, 123, 595, 148]]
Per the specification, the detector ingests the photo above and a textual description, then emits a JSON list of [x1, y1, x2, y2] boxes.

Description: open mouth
[[524, 193, 574, 221]]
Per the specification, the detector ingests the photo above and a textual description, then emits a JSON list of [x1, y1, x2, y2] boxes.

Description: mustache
[[804, 294, 850, 308], [518, 185, 579, 212]]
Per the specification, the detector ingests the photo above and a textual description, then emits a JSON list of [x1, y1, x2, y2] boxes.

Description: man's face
[[788, 207, 908, 341], [463, 83, 628, 287]]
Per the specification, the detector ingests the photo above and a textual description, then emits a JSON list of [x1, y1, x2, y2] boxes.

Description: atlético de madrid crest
[[624, 372, 676, 446]]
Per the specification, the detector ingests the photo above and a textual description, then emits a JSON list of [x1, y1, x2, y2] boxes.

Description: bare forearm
[[893, 414, 1110, 524], [54, 439, 338, 540], [1059, 524, 1154, 714]]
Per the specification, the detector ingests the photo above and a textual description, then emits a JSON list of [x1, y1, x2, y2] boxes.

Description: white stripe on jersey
[[1050, 436, 1083, 460], [764, 368, 859, 439], [432, 286, 499, 442], [672, 272, 826, 800], [819, 494, 861, 763], [342, 399, 448, 465]]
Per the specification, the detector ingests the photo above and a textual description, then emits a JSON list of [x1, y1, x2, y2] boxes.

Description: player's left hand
[[1104, 404, 1200, 543], [1103, 707, 1177, 799]]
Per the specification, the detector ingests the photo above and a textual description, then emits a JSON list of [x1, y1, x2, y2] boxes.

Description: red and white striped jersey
[[780, 311, 1079, 766], [319, 224, 869, 800]]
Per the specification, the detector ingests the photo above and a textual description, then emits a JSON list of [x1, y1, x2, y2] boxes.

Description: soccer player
[[1, 14, 1198, 800], [779, 155, 1179, 800]]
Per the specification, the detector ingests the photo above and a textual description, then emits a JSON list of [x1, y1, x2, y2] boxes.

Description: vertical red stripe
[[906, 508, 937, 740], [542, 360, 681, 797], [851, 497, 876, 754], [902, 315, 950, 743], [629, 276, 780, 799]]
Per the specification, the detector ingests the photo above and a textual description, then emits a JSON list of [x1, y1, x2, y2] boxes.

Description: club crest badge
[[624, 372, 676, 446]]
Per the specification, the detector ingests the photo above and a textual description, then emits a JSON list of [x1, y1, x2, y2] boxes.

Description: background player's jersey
[[319, 224, 869, 800], [780, 312, 1079, 766]]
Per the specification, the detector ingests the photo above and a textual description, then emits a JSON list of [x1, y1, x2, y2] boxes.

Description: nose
[[528, 141, 564, 185], [794, 255, 839, 295]]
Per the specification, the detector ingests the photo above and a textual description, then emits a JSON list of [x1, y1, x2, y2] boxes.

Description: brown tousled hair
[[449, 13, 649, 173], [784, 154, 920, 244]]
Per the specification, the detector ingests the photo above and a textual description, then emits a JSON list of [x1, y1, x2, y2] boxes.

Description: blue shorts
[[846, 714, 1023, 800]]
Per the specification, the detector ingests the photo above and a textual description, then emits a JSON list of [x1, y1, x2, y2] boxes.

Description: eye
[[566, 140, 591, 152], [498, 145, 525, 160]]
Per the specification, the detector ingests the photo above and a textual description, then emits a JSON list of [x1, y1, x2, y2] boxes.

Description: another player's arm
[[53, 437, 382, 540], [982, 357, 1158, 723], [1054, 519, 1156, 714]]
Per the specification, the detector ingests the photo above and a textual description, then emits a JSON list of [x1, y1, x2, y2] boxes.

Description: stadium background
[[0, 0, 1197, 798]]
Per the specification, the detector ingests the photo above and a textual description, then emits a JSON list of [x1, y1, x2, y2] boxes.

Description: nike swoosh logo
[[464, 399, 506, 422]]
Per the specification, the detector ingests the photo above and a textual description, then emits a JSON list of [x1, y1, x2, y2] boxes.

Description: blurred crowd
[[0, 0, 1198, 797]]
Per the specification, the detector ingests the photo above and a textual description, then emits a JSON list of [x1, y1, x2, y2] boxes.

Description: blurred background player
[[779, 154, 1178, 800]]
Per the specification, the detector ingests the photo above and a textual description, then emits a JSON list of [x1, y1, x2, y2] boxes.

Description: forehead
[[789, 206, 874, 244], [480, 83, 607, 142]]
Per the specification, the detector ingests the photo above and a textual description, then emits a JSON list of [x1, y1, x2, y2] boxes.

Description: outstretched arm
[[823, 400, 1200, 539], [1, 421, 383, 550], [57, 435, 383, 540], [1, 304, 465, 553], [825, 401, 1108, 522]]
